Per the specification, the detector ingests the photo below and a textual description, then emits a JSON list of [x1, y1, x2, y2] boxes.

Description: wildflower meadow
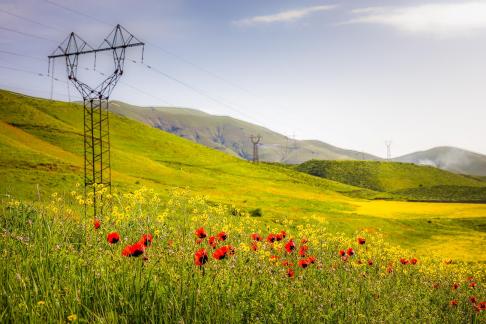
[[1, 186, 484, 323]]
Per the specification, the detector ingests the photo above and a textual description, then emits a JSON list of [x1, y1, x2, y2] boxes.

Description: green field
[[1, 89, 485, 262], [296, 159, 486, 202], [1, 89, 486, 322]]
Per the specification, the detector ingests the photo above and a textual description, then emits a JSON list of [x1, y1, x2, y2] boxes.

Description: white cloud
[[347, 2, 486, 37], [235, 5, 336, 27]]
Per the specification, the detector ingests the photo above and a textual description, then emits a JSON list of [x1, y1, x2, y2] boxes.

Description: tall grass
[[1, 188, 484, 323]]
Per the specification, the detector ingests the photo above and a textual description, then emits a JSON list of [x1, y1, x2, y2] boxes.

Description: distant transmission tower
[[385, 141, 392, 161], [250, 135, 262, 163], [48, 25, 144, 218], [280, 136, 289, 162]]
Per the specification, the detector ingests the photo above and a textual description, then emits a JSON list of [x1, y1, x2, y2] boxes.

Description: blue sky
[[1, 0, 486, 157]]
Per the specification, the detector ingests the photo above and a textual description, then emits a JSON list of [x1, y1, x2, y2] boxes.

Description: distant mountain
[[109, 101, 380, 164], [394, 147, 486, 177]]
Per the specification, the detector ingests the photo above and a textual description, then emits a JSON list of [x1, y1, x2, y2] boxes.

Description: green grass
[[1, 89, 486, 263], [296, 160, 486, 202], [1, 191, 484, 323]]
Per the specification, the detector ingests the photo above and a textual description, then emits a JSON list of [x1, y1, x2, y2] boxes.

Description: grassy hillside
[[0, 89, 382, 212], [295, 160, 486, 202], [109, 101, 380, 163], [1, 89, 486, 262]]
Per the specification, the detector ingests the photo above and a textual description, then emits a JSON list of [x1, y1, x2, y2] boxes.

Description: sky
[[1, 0, 486, 158]]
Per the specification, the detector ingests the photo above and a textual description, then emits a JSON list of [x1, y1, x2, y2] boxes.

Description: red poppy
[[469, 282, 477, 288], [476, 301, 486, 312], [282, 260, 294, 267], [452, 283, 459, 290], [410, 258, 418, 265], [130, 242, 145, 257], [346, 248, 355, 256], [400, 258, 409, 265], [357, 237, 366, 245], [298, 259, 310, 269], [338, 249, 346, 257], [217, 232, 227, 241], [301, 238, 308, 244], [287, 268, 295, 278], [367, 259, 373, 266], [251, 233, 262, 241], [139, 234, 153, 247], [469, 296, 477, 304], [208, 236, 217, 248], [122, 242, 145, 257], [107, 232, 120, 244], [122, 245, 132, 257], [251, 242, 258, 251], [467, 276, 474, 281], [266, 233, 277, 243], [299, 245, 309, 257], [93, 219, 101, 230], [194, 248, 208, 266], [285, 240, 296, 253], [276, 231, 286, 241], [194, 227, 207, 239], [195, 238, 204, 245], [307, 256, 316, 264], [450, 300, 458, 307], [213, 246, 230, 260]]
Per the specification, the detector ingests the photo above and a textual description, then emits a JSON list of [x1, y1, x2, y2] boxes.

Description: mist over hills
[[109, 101, 486, 176], [394, 147, 486, 177]]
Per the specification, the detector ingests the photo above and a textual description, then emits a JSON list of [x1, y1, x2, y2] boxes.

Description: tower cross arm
[[48, 42, 145, 59]]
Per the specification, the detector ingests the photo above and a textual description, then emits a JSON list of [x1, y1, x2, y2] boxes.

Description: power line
[[76, 64, 173, 106], [138, 61, 265, 125], [0, 49, 173, 105], [0, 65, 64, 82], [39, 0, 314, 140], [0, 8, 63, 32], [2, 2, 304, 143], [43, 0, 111, 27], [0, 26, 57, 42], [0, 49, 46, 62], [0, 82, 83, 100], [42, 0, 264, 102]]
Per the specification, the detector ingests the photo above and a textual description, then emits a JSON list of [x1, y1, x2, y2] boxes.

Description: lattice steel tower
[[250, 135, 262, 163], [48, 25, 144, 217]]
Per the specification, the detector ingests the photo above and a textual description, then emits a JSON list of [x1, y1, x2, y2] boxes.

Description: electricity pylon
[[385, 141, 392, 161], [48, 24, 144, 218], [250, 135, 262, 163]]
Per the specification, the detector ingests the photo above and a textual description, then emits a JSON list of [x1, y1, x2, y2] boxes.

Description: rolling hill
[[108, 101, 380, 163], [1, 89, 486, 262], [108, 101, 486, 177], [394, 146, 486, 177], [296, 160, 486, 202]]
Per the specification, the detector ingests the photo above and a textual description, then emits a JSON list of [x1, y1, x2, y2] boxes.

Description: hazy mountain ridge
[[109, 101, 486, 176], [394, 146, 486, 176], [109, 101, 380, 163]]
